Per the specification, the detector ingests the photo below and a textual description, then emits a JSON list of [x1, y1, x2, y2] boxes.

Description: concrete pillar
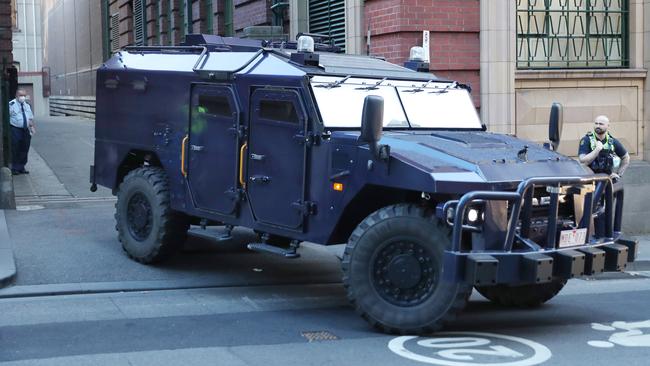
[[480, 0, 516, 134], [345, 0, 364, 55], [643, 0, 650, 161], [289, 0, 308, 41], [0, 167, 15, 209]]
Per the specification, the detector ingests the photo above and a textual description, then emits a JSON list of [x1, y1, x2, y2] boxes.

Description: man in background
[[8, 88, 35, 175]]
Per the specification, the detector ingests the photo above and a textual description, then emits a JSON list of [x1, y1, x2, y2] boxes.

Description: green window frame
[[133, 0, 147, 46], [517, 0, 629, 69]]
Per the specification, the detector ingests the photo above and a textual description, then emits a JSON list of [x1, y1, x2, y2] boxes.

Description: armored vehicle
[[92, 34, 637, 334]]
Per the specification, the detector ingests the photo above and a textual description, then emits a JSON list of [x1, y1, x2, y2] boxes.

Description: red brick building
[[0, 0, 13, 65]]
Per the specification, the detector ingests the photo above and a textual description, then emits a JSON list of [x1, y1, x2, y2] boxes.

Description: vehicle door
[[187, 84, 241, 215], [247, 88, 308, 229]]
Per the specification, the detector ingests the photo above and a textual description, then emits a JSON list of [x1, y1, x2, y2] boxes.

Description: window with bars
[[309, 0, 346, 52], [517, 0, 629, 69], [133, 0, 147, 46]]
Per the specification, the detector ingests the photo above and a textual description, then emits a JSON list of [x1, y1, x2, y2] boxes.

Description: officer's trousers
[[11, 126, 31, 172]]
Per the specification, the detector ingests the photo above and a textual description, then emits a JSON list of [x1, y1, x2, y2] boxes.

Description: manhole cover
[[301, 330, 339, 342]]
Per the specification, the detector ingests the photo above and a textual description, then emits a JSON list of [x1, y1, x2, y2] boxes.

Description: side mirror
[[360, 95, 384, 156], [548, 102, 563, 151]]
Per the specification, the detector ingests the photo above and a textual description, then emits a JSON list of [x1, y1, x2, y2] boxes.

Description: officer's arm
[[618, 153, 630, 177], [578, 147, 600, 165]]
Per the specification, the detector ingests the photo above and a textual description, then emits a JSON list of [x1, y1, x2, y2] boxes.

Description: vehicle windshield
[[310, 76, 481, 129]]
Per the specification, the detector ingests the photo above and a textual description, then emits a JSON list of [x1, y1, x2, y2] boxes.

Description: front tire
[[115, 167, 189, 263], [342, 204, 471, 334], [475, 279, 567, 307]]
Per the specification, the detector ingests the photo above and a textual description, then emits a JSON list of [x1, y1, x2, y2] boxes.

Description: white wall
[[12, 0, 43, 72]]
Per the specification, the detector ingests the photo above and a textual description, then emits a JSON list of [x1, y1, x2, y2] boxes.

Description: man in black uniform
[[578, 115, 630, 180], [578, 115, 629, 237]]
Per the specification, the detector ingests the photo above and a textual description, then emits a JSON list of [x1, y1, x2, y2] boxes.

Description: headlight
[[467, 208, 479, 223]]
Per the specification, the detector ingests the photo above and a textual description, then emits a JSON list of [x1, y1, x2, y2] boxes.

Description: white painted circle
[[388, 332, 552, 366], [588, 340, 615, 348]]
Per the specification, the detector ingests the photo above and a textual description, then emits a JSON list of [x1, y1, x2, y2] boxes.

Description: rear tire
[[342, 204, 471, 335], [115, 167, 189, 263], [475, 279, 567, 308]]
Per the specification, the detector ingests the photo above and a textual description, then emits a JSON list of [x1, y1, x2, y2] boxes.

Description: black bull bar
[[442, 175, 638, 286]]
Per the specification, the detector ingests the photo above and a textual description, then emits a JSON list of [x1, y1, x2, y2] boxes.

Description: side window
[[198, 95, 232, 118], [259, 100, 299, 124]]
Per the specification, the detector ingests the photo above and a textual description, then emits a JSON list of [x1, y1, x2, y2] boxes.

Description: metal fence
[[517, 0, 629, 69]]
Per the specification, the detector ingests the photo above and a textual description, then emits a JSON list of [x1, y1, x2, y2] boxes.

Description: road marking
[[388, 332, 551, 366], [16, 205, 45, 211], [589, 320, 650, 348]]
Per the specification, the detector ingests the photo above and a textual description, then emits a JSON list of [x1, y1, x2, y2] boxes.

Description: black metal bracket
[[292, 200, 317, 216]]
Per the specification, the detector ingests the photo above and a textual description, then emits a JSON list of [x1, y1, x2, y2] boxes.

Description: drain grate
[[301, 330, 339, 342]]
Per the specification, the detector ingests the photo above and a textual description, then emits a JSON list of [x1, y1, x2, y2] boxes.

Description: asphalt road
[[1, 275, 650, 365]]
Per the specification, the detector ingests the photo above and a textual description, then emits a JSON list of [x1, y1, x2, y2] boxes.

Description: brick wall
[[112, 0, 273, 47], [233, 0, 272, 34], [0, 0, 12, 65], [365, 0, 481, 106]]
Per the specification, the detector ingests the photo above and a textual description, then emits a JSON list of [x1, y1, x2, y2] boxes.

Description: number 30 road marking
[[388, 332, 552, 366]]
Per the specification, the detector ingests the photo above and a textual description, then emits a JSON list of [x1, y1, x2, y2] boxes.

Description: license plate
[[558, 228, 588, 248]]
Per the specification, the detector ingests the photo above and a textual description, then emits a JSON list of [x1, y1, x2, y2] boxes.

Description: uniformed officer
[[8, 89, 36, 175], [578, 115, 630, 180]]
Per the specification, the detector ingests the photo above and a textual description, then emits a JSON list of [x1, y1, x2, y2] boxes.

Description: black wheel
[[475, 279, 567, 308], [342, 204, 471, 335], [115, 167, 189, 263]]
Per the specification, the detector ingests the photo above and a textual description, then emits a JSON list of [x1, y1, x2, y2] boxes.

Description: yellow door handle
[[239, 143, 247, 188], [181, 135, 189, 177]]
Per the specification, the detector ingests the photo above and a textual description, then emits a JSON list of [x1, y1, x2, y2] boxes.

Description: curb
[[0, 210, 16, 288]]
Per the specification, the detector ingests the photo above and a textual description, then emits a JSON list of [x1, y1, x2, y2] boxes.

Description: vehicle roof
[[102, 34, 444, 83]]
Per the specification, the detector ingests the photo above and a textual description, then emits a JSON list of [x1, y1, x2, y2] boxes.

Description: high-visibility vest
[[587, 131, 620, 170], [587, 131, 614, 151]]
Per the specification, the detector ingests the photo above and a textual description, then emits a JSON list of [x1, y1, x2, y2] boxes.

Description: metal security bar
[[517, 0, 629, 69]]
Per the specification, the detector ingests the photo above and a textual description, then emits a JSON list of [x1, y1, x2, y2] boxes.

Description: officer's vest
[[586, 131, 620, 170], [587, 131, 614, 151]]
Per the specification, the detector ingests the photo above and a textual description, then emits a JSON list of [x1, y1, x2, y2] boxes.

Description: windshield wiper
[[314, 75, 351, 89], [355, 77, 387, 90], [401, 79, 434, 93], [429, 81, 458, 94]]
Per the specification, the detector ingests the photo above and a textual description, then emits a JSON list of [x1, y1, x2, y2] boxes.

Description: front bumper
[[441, 175, 637, 286]]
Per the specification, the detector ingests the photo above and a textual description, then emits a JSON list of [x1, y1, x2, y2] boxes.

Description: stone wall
[[515, 70, 645, 159]]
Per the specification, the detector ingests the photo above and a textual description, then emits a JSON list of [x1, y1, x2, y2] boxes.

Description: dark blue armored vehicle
[[92, 34, 637, 334]]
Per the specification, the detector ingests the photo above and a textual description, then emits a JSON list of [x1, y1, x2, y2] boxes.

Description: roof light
[[297, 36, 315, 53], [409, 46, 426, 62]]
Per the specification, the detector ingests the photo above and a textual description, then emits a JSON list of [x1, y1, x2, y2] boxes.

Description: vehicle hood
[[383, 130, 590, 183]]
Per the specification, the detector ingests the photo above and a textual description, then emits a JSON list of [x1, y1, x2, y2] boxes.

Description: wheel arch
[[328, 185, 450, 244], [114, 150, 163, 193]]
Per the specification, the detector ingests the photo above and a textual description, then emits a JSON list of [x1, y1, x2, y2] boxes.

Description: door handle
[[250, 153, 265, 161], [181, 135, 189, 177], [190, 144, 205, 152], [239, 143, 247, 188], [250, 175, 271, 184]]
